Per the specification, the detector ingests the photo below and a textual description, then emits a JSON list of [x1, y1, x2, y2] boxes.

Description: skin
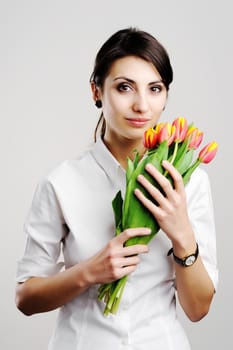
[[92, 56, 167, 168], [16, 56, 215, 321]]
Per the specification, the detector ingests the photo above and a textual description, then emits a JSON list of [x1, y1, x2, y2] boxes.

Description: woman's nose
[[132, 92, 149, 113]]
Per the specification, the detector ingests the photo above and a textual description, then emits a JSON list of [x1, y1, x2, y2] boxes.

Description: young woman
[[16, 28, 218, 350]]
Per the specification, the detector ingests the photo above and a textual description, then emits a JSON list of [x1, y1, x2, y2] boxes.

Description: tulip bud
[[186, 127, 204, 149], [143, 128, 157, 149], [172, 117, 188, 142], [198, 141, 218, 163]]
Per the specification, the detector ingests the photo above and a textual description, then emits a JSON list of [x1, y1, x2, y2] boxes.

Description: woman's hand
[[134, 160, 195, 249], [16, 227, 150, 316], [134, 160, 215, 321], [84, 227, 150, 285]]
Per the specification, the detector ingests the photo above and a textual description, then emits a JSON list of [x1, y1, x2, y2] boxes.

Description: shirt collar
[[91, 137, 126, 189]]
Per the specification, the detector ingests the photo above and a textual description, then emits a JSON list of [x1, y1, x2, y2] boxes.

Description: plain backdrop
[[1, 0, 232, 348]]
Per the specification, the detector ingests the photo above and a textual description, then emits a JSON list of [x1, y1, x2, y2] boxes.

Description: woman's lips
[[125, 118, 150, 127]]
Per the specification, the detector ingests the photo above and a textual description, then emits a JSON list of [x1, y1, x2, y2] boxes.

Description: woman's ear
[[90, 81, 101, 103]]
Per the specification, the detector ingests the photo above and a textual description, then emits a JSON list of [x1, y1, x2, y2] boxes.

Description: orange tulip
[[143, 128, 157, 149]]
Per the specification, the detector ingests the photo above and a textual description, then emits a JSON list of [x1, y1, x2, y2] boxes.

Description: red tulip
[[143, 128, 157, 149], [198, 142, 218, 163], [155, 122, 176, 146], [186, 126, 204, 149], [172, 117, 188, 142]]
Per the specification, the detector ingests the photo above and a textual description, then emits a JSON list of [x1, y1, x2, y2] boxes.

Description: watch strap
[[167, 243, 199, 267]]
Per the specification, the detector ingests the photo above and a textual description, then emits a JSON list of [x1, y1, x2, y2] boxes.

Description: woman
[[16, 28, 218, 349]]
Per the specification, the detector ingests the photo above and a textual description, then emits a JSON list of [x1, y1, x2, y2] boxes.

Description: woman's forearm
[[15, 262, 92, 316], [175, 256, 215, 322], [170, 232, 215, 322], [16, 228, 150, 316]]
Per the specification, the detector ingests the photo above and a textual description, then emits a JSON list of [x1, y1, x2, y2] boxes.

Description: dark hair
[[90, 27, 173, 141]]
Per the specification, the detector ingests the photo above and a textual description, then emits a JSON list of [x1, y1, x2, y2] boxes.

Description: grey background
[[1, 0, 232, 348]]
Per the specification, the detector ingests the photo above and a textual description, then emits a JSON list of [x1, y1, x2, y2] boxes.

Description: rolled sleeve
[[186, 168, 218, 291], [16, 179, 66, 282]]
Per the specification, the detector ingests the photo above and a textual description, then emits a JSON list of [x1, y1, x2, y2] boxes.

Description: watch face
[[185, 255, 196, 266]]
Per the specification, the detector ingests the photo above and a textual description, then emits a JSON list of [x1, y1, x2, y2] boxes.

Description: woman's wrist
[[170, 228, 197, 258], [74, 262, 96, 290]]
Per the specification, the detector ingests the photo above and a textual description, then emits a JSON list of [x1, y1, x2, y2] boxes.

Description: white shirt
[[16, 137, 218, 350]]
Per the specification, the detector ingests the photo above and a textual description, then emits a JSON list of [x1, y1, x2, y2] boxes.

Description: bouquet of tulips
[[98, 117, 218, 316]]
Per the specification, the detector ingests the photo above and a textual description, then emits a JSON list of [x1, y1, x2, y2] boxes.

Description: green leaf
[[148, 140, 169, 162], [132, 149, 140, 168], [182, 158, 201, 185], [112, 191, 123, 235], [126, 150, 140, 184], [175, 149, 194, 175], [126, 158, 135, 184], [121, 142, 168, 246], [173, 140, 189, 167]]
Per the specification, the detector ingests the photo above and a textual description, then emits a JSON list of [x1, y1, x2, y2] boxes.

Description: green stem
[[110, 275, 128, 314], [164, 141, 179, 177], [103, 276, 128, 315], [170, 141, 179, 165]]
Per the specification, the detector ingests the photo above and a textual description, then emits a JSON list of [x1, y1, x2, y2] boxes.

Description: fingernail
[[144, 228, 151, 234], [162, 160, 169, 166], [145, 163, 153, 170]]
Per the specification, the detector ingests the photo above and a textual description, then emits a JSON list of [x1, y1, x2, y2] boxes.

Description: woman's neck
[[103, 135, 145, 170]]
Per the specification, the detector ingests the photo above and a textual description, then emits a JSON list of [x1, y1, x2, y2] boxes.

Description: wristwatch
[[167, 243, 199, 267]]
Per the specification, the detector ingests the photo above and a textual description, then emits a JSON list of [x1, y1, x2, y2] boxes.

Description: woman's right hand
[[16, 227, 150, 315], [84, 227, 150, 285]]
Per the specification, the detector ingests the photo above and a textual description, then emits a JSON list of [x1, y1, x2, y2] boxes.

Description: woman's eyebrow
[[113, 76, 135, 83], [148, 80, 164, 85], [113, 76, 163, 85]]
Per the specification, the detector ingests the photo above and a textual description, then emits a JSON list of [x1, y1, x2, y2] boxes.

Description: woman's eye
[[117, 83, 131, 92], [151, 85, 162, 93]]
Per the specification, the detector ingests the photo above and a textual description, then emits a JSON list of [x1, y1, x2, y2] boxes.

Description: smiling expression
[[97, 56, 168, 145]]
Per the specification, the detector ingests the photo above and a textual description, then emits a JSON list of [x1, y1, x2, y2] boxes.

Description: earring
[[95, 100, 102, 108]]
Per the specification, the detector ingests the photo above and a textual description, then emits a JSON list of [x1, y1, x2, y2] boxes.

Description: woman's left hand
[[134, 160, 216, 321], [134, 160, 193, 244]]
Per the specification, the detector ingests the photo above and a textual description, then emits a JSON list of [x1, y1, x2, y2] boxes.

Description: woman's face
[[98, 56, 167, 144]]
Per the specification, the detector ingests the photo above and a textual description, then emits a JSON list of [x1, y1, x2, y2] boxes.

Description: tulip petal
[[143, 128, 157, 149], [172, 117, 188, 142]]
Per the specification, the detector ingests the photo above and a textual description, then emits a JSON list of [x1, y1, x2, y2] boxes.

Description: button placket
[[118, 277, 132, 347]]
